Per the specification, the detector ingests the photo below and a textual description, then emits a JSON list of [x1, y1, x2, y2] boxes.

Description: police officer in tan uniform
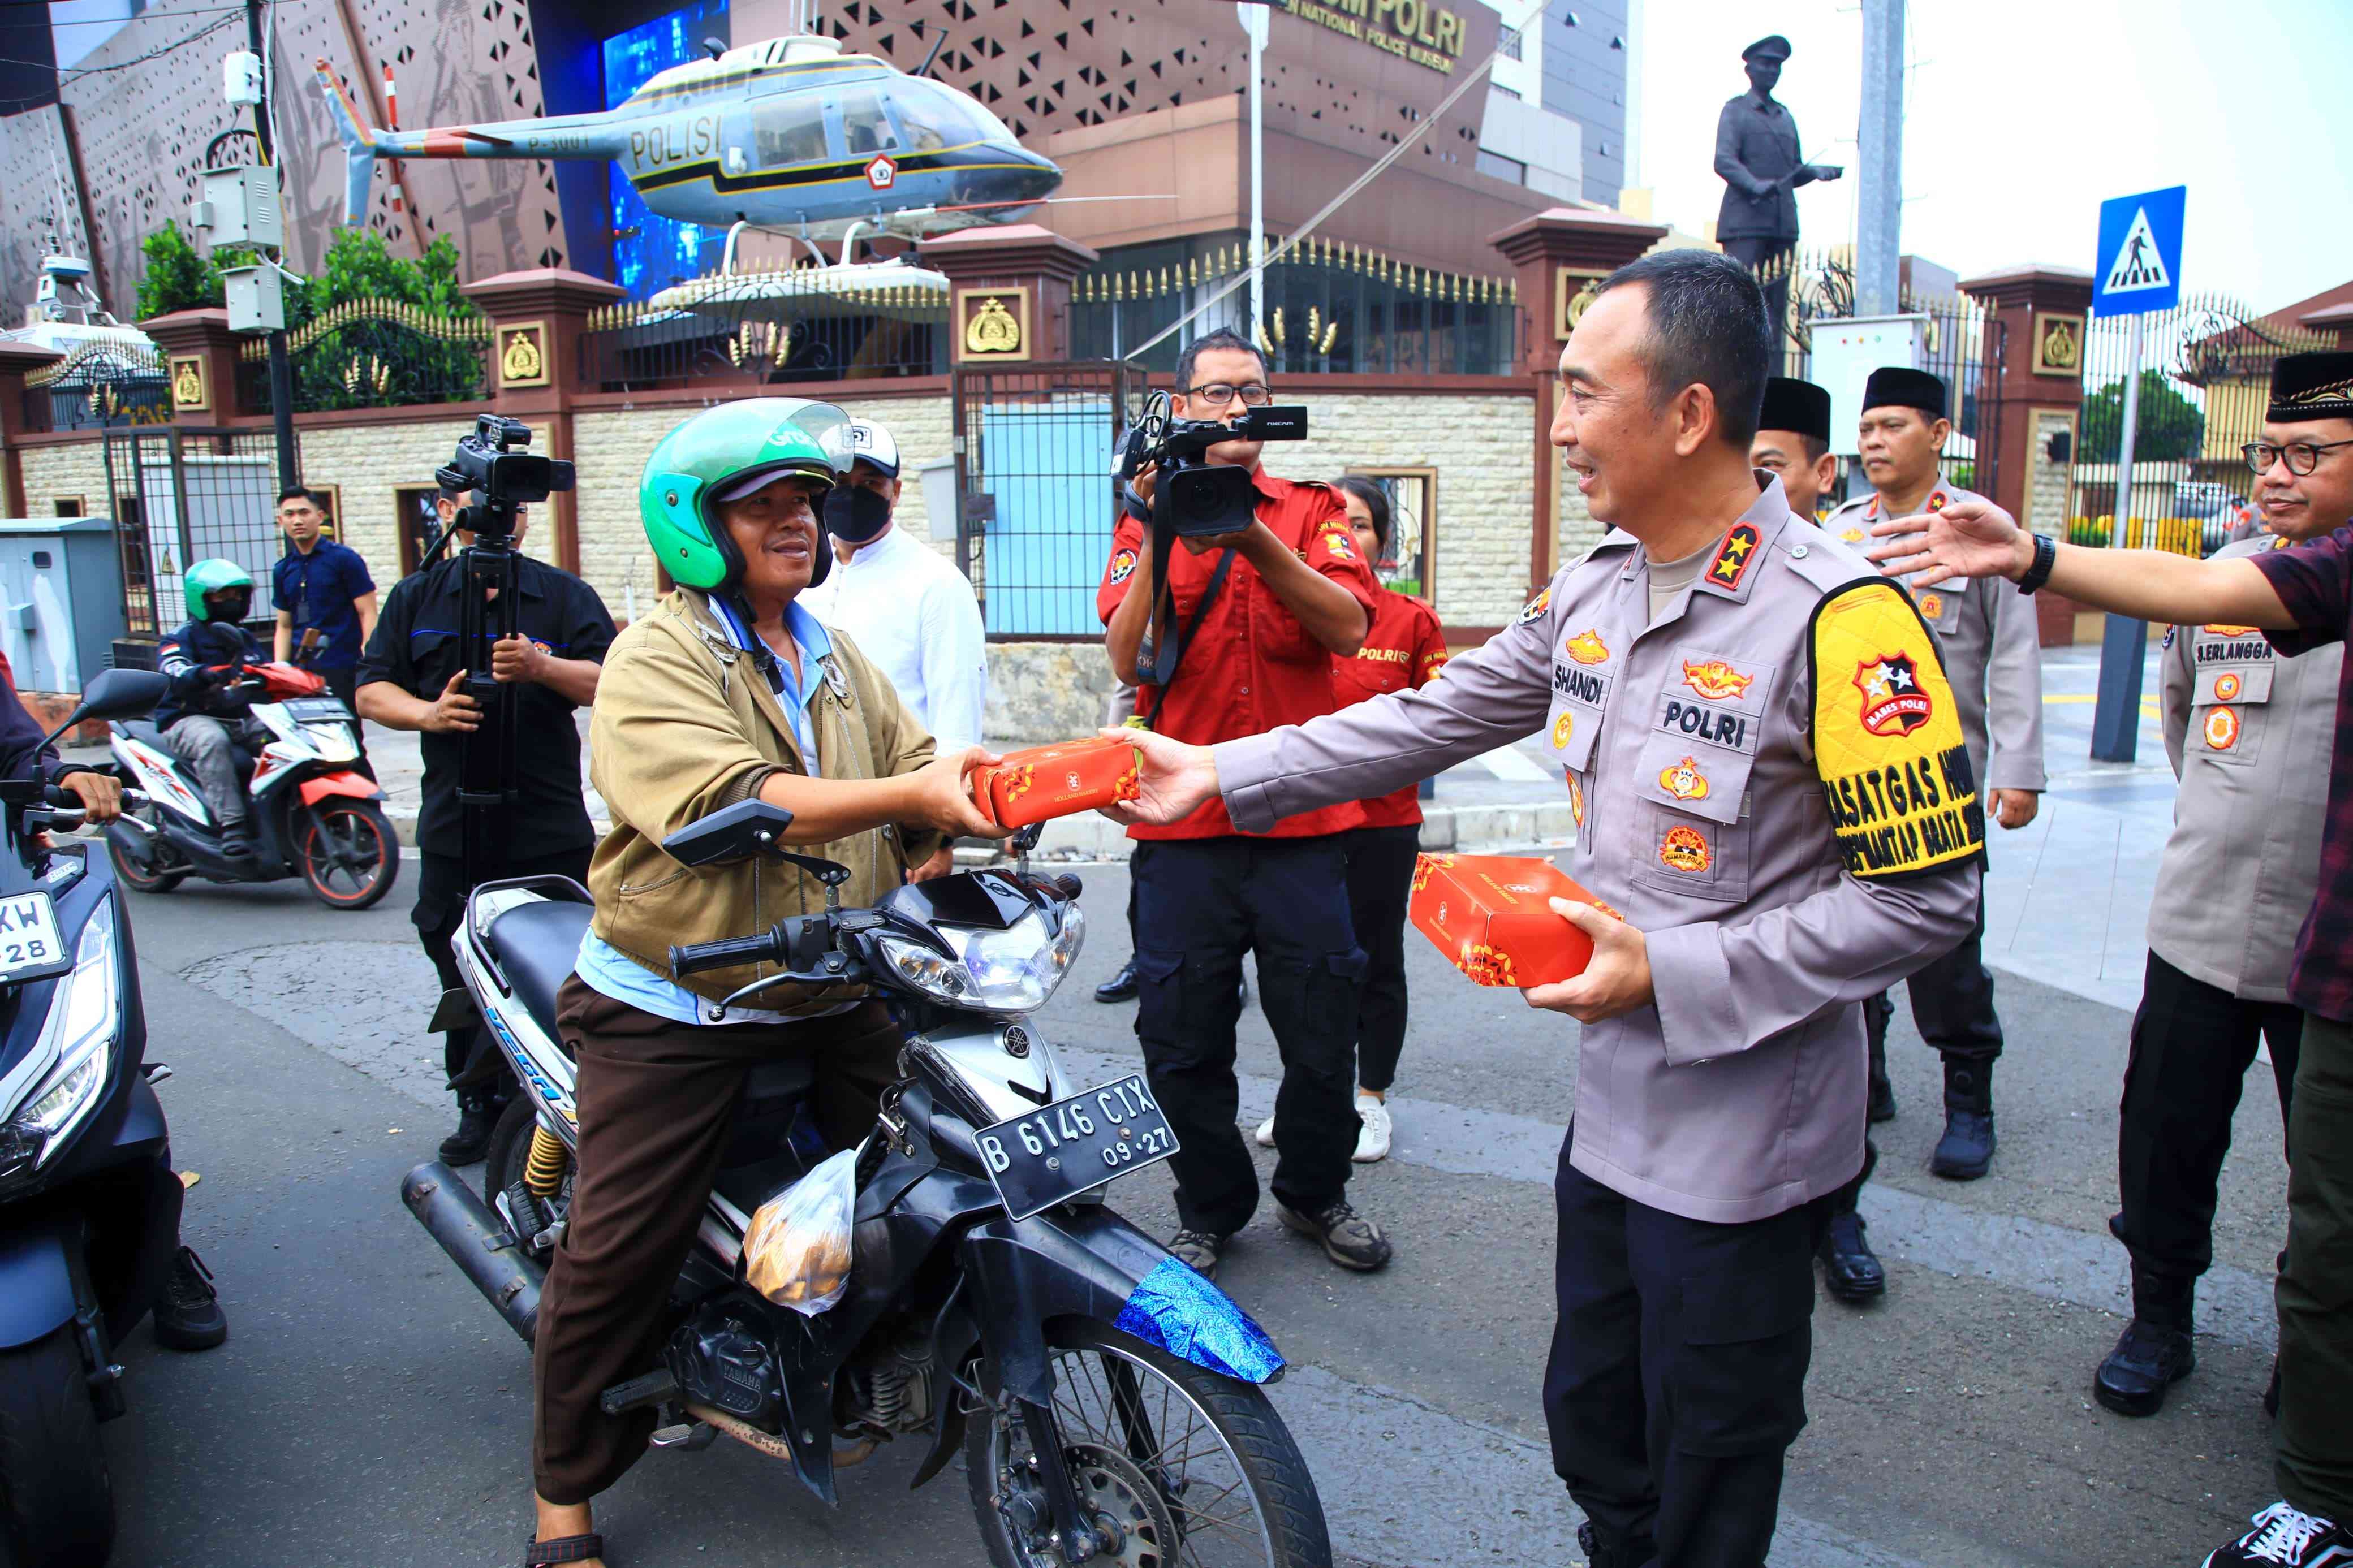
[[1113, 251, 1981, 1568], [1824, 368, 2045, 1187], [2092, 431, 2344, 1418]]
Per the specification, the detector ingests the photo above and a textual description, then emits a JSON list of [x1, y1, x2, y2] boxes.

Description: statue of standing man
[[1715, 35, 1842, 341]]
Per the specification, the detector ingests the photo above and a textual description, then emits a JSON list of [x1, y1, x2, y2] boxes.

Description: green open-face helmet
[[638, 398, 853, 593], [183, 558, 255, 622]]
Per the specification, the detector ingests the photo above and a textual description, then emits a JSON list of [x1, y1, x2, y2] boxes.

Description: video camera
[[1118, 391, 1307, 537], [434, 414, 574, 546]]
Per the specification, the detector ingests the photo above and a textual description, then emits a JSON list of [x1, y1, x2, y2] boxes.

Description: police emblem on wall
[[1854, 651, 1933, 736], [498, 322, 550, 388], [2032, 312, 2086, 377], [1554, 268, 1606, 340], [956, 288, 1031, 361], [169, 355, 209, 411]]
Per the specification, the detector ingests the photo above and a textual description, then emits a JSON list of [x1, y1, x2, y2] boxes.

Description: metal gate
[[99, 425, 287, 638], [953, 360, 1150, 640]]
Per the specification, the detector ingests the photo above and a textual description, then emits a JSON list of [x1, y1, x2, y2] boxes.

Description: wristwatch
[[2016, 533, 2057, 595]]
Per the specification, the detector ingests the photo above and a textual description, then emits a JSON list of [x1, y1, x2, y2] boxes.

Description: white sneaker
[[1353, 1092, 1392, 1162], [1254, 1113, 1277, 1147]]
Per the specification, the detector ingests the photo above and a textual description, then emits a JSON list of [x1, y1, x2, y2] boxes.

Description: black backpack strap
[[1137, 542, 1238, 727]]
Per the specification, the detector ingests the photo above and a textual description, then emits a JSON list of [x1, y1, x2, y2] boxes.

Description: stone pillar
[[460, 267, 628, 576], [2302, 301, 2353, 350], [0, 341, 63, 516], [1488, 208, 1667, 590], [141, 308, 244, 424], [1961, 264, 2095, 646], [921, 224, 1100, 368]]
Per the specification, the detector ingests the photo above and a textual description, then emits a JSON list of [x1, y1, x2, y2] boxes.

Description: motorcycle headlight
[[877, 905, 1085, 1014], [9, 896, 121, 1163]]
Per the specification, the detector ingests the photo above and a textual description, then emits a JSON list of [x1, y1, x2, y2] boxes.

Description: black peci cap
[[1759, 377, 1831, 442], [1863, 366, 1948, 421], [1743, 34, 1792, 63], [2268, 352, 2353, 424]]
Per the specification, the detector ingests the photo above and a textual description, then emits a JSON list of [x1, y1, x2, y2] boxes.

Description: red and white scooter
[[104, 660, 401, 908]]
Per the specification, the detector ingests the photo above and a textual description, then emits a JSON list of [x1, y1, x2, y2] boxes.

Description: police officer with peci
[[1098, 326, 1392, 1281], [1114, 250, 1980, 1567], [2092, 353, 2351, 1422], [354, 495, 618, 1166], [1824, 368, 2045, 1188]]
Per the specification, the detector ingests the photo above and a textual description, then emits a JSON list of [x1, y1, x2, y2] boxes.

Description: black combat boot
[[1093, 957, 1139, 1003], [1817, 1211, 1887, 1304], [1576, 1519, 1654, 1568], [1865, 993, 1898, 1123], [1929, 1059, 1995, 1180], [2095, 1267, 2196, 1416], [438, 1089, 502, 1165]]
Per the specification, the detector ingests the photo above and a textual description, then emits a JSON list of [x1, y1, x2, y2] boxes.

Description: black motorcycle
[[0, 668, 180, 1567], [407, 799, 1333, 1566]]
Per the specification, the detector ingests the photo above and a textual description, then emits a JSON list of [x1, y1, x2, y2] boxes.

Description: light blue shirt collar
[[712, 594, 833, 770]]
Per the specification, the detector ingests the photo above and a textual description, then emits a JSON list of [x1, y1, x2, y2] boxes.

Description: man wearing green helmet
[[155, 559, 273, 862], [525, 398, 1005, 1563]]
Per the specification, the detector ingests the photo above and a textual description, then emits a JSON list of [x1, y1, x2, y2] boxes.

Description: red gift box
[[1408, 853, 1616, 988], [970, 738, 1143, 828]]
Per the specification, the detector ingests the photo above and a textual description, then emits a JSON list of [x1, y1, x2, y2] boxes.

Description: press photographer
[[1097, 327, 1394, 1281], [355, 417, 617, 1166]]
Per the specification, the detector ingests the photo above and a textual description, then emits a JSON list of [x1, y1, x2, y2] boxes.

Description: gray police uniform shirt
[[1218, 478, 1981, 1224], [1826, 479, 2048, 793], [2149, 534, 2337, 1004]]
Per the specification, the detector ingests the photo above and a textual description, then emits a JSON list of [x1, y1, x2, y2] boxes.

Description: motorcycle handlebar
[[669, 930, 782, 977]]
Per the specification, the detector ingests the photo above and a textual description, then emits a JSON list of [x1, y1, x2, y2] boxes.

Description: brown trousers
[[531, 977, 903, 1505]]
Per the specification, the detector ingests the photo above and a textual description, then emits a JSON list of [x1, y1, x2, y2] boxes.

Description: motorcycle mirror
[[662, 798, 804, 867], [44, 667, 167, 746]]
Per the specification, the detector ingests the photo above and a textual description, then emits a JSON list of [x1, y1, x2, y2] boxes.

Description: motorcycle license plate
[[0, 892, 71, 985], [977, 1075, 1179, 1221], [283, 697, 351, 722]]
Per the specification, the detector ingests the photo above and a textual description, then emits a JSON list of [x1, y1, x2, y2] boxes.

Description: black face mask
[[204, 589, 253, 625], [823, 485, 894, 545]]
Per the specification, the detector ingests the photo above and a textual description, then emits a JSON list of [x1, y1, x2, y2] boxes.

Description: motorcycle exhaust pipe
[[401, 1161, 543, 1344], [104, 819, 159, 868]]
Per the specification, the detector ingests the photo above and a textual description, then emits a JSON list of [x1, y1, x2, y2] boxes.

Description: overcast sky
[[1632, 0, 2353, 315]]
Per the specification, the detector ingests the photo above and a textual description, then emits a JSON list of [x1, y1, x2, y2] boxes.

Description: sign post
[[2087, 184, 2186, 763]]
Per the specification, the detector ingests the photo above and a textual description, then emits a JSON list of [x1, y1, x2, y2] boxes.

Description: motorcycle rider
[[156, 559, 272, 863], [524, 400, 1003, 1568], [0, 663, 229, 1350]]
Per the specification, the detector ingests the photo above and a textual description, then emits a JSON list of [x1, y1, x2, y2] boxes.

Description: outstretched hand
[[1866, 496, 2035, 590], [1096, 727, 1221, 827], [1520, 899, 1653, 1024]]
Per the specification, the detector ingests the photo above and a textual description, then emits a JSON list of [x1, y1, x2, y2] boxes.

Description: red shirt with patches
[[1097, 471, 1378, 839], [1333, 590, 1449, 828]]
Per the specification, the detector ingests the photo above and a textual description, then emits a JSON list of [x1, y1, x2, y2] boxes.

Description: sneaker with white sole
[[1352, 1092, 1392, 1162], [2203, 1501, 2353, 1566], [1254, 1113, 1277, 1148]]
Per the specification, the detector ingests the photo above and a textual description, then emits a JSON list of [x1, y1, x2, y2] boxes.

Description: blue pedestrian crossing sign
[[2093, 185, 2186, 316]]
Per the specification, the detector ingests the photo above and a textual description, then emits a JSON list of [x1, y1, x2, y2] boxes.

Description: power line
[[0, 10, 239, 76]]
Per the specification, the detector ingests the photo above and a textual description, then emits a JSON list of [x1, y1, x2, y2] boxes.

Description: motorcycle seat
[[485, 900, 597, 1042], [117, 719, 167, 748]]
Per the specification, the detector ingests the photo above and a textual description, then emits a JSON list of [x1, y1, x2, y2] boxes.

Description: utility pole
[[1856, 0, 1904, 316], [2089, 313, 2150, 761], [245, 0, 299, 492], [1242, 3, 1268, 339]]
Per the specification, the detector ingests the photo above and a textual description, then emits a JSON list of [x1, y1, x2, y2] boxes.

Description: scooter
[[104, 660, 399, 910], [407, 800, 1333, 1567], [0, 668, 183, 1567]]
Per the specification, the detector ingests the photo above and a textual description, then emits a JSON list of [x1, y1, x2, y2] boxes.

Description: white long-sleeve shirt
[[801, 523, 989, 751]]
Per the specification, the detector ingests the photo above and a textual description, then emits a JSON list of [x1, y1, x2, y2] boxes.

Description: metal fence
[[1070, 237, 1522, 378], [21, 337, 171, 434], [99, 425, 285, 637], [234, 299, 489, 414], [953, 360, 1149, 641], [578, 272, 947, 394], [2067, 290, 2330, 555]]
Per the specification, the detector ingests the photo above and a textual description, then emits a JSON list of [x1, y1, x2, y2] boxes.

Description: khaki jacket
[[1219, 478, 1980, 1224], [2150, 535, 2338, 1003], [585, 588, 944, 1009]]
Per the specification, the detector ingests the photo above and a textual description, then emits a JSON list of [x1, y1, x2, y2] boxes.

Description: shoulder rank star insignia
[[1706, 523, 1762, 590], [1680, 659, 1752, 699], [1927, 491, 1949, 512], [1854, 651, 1933, 736], [1659, 755, 1711, 801], [1515, 588, 1550, 627], [1564, 628, 1610, 665]]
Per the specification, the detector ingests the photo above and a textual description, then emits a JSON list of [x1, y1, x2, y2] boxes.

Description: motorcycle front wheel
[[0, 1325, 115, 1567], [295, 800, 400, 910], [967, 1319, 1331, 1568]]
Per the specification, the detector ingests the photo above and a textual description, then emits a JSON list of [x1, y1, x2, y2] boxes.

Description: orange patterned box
[[970, 738, 1143, 829], [1408, 853, 1611, 988]]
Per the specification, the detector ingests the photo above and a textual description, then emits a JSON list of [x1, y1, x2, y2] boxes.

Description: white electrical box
[[222, 50, 264, 107], [221, 264, 285, 333], [1808, 314, 1932, 457], [194, 166, 283, 249]]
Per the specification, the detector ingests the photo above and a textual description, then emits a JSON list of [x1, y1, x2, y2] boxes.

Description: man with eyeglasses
[[1096, 326, 1393, 1281], [1866, 350, 2353, 1568]]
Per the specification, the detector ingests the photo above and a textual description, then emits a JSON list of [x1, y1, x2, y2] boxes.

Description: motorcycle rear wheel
[[295, 800, 400, 910], [484, 1095, 570, 1264], [0, 1326, 115, 1568], [966, 1319, 1330, 1568]]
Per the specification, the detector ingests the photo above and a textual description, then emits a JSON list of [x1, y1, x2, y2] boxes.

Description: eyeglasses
[[1177, 381, 1274, 407], [2243, 439, 2353, 477]]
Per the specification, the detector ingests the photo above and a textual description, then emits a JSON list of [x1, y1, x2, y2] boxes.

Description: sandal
[[525, 1534, 604, 1565]]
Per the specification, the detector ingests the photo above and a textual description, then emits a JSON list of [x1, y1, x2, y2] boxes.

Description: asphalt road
[[90, 850, 2287, 1567]]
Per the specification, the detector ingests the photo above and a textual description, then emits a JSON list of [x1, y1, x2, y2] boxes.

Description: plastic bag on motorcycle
[[743, 1147, 856, 1316]]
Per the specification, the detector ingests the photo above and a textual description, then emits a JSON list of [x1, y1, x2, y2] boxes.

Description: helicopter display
[[313, 33, 1061, 247]]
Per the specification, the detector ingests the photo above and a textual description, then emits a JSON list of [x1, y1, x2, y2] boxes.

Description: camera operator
[[1097, 327, 1393, 1281], [156, 559, 274, 864], [354, 486, 617, 1167]]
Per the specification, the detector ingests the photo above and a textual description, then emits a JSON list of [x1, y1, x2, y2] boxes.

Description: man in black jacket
[[156, 559, 273, 863]]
